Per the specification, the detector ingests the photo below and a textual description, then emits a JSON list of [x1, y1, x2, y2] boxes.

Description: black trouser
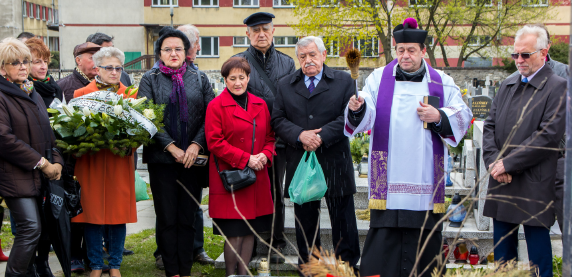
[[70, 223, 88, 264], [267, 148, 287, 250], [294, 195, 360, 270], [5, 197, 42, 276], [148, 163, 202, 277], [360, 227, 442, 277]]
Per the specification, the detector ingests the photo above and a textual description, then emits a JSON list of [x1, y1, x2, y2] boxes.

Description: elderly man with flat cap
[[345, 18, 471, 276], [58, 42, 101, 103], [233, 11, 295, 263]]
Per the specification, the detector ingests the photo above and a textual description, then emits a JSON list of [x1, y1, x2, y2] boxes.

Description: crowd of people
[[0, 10, 566, 277]]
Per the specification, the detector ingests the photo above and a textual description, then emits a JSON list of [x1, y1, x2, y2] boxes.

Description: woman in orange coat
[[72, 47, 136, 277]]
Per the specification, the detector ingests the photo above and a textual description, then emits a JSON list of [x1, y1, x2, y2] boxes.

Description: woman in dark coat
[[205, 57, 275, 276], [25, 38, 62, 108], [24, 37, 63, 277], [138, 27, 215, 277], [0, 37, 63, 277]]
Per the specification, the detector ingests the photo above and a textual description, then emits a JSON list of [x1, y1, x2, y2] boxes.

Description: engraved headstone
[[470, 95, 493, 119]]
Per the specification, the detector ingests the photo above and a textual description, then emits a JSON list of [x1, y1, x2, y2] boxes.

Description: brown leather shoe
[[194, 252, 215, 265]]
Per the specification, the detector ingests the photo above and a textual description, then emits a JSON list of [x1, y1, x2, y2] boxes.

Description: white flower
[[82, 107, 91, 117], [62, 105, 75, 117], [53, 124, 62, 129], [143, 109, 156, 120], [130, 97, 147, 107], [113, 105, 123, 116]]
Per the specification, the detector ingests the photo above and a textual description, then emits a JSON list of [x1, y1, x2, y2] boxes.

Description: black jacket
[[57, 68, 91, 103], [234, 45, 295, 114], [138, 65, 215, 164], [30, 75, 63, 108], [271, 65, 356, 198], [483, 65, 567, 227]]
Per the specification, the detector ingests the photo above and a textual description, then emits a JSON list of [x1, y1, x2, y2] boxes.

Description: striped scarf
[[159, 61, 189, 150]]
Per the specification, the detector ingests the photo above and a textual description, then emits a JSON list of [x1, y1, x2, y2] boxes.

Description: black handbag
[[214, 118, 257, 193]]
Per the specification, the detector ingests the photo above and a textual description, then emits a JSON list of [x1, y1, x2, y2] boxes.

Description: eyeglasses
[[5, 60, 30, 68], [161, 48, 184, 54], [32, 59, 49, 65], [98, 65, 124, 72], [511, 50, 541, 60]]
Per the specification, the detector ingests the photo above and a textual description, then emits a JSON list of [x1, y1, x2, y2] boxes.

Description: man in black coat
[[483, 25, 567, 277], [271, 36, 360, 272], [234, 12, 296, 262]]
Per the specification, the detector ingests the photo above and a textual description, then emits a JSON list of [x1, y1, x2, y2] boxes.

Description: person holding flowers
[[71, 46, 137, 277], [138, 27, 215, 277], [0, 37, 63, 277]]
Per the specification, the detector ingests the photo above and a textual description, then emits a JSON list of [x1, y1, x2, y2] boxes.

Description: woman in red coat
[[205, 57, 275, 276]]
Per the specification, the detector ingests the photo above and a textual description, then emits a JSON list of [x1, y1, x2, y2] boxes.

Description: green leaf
[[56, 127, 73, 138], [47, 108, 60, 114], [74, 126, 87, 137], [105, 132, 116, 141]]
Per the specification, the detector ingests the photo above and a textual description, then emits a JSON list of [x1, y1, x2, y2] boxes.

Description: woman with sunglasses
[[0, 37, 63, 276], [72, 47, 137, 277]]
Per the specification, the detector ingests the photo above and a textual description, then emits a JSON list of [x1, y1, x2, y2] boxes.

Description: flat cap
[[73, 42, 101, 57], [243, 12, 275, 27]]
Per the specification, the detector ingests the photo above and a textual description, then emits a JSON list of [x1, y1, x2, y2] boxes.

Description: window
[[152, 0, 178, 6], [467, 0, 493, 6], [274, 0, 294, 7], [426, 35, 434, 47], [29, 3, 34, 18], [36, 5, 40, 19], [316, 0, 339, 7], [233, 36, 250, 47], [274, 36, 298, 47], [194, 0, 218, 6], [354, 37, 379, 57], [468, 35, 491, 46], [327, 40, 340, 57], [42, 7, 46, 21], [197, 37, 219, 57], [522, 0, 548, 6], [409, 0, 428, 6], [48, 8, 52, 22], [234, 0, 259, 7], [22, 2, 27, 17], [54, 9, 58, 23]]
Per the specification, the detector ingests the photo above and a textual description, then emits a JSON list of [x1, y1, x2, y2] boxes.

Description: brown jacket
[[483, 65, 567, 227], [57, 68, 91, 103], [0, 77, 63, 198]]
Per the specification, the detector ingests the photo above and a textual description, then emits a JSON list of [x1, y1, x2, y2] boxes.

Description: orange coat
[[71, 81, 138, 225]]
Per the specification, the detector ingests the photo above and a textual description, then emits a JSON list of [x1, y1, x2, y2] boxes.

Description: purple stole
[[368, 59, 445, 213]]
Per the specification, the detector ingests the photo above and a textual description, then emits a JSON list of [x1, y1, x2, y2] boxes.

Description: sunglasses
[[98, 65, 124, 72], [511, 50, 541, 60], [5, 60, 30, 68]]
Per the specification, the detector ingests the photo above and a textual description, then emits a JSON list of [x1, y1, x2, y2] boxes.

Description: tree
[[549, 41, 569, 65]]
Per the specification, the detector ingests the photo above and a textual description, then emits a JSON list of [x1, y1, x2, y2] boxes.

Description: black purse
[[214, 118, 257, 193]]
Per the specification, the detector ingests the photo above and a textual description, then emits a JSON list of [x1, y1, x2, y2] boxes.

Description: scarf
[[369, 59, 446, 213], [95, 75, 120, 92], [5, 77, 34, 95], [159, 61, 189, 150], [30, 75, 51, 83], [396, 63, 426, 81], [29, 75, 63, 105], [75, 67, 94, 82]]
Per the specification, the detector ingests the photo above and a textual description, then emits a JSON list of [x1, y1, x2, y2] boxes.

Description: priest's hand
[[299, 129, 322, 151], [489, 160, 507, 179], [348, 96, 365, 111], [417, 101, 441, 123]]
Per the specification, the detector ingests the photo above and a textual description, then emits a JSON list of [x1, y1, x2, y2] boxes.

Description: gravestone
[[475, 87, 482, 96], [472, 78, 478, 88], [482, 87, 489, 97], [470, 96, 493, 119]]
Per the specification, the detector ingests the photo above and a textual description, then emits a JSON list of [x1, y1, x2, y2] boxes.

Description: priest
[[344, 18, 472, 276]]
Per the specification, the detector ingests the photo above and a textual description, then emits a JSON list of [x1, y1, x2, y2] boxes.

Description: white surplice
[[344, 60, 473, 211]]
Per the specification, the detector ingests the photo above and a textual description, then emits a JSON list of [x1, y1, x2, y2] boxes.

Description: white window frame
[[354, 37, 379, 57], [29, 3, 34, 18], [274, 36, 298, 47], [233, 36, 250, 47], [35, 5, 40, 19], [467, 35, 491, 46], [197, 37, 220, 58], [326, 40, 339, 57], [42, 6, 46, 21], [48, 8, 52, 22], [193, 0, 218, 7], [409, 0, 428, 7], [22, 1, 27, 17], [466, 0, 493, 6], [273, 0, 295, 8], [233, 0, 259, 8], [316, 0, 339, 7], [152, 0, 179, 7], [426, 35, 435, 47], [522, 0, 548, 6]]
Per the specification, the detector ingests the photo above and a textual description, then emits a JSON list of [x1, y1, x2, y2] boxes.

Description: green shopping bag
[[288, 151, 328, 205], [135, 171, 150, 202]]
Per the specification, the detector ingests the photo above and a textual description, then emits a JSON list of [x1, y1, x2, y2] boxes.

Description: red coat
[[206, 88, 275, 220]]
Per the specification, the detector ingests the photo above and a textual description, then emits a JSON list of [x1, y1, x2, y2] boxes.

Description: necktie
[[308, 76, 316, 93], [522, 77, 529, 83]]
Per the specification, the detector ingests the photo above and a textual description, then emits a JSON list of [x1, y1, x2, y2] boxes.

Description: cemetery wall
[[49, 66, 512, 92]]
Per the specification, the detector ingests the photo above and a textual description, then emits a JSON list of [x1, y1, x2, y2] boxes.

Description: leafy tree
[[548, 42, 569, 65], [49, 51, 59, 69]]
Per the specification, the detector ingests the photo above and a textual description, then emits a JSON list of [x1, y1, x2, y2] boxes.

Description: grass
[[146, 183, 153, 200], [0, 220, 15, 251], [201, 194, 209, 205]]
